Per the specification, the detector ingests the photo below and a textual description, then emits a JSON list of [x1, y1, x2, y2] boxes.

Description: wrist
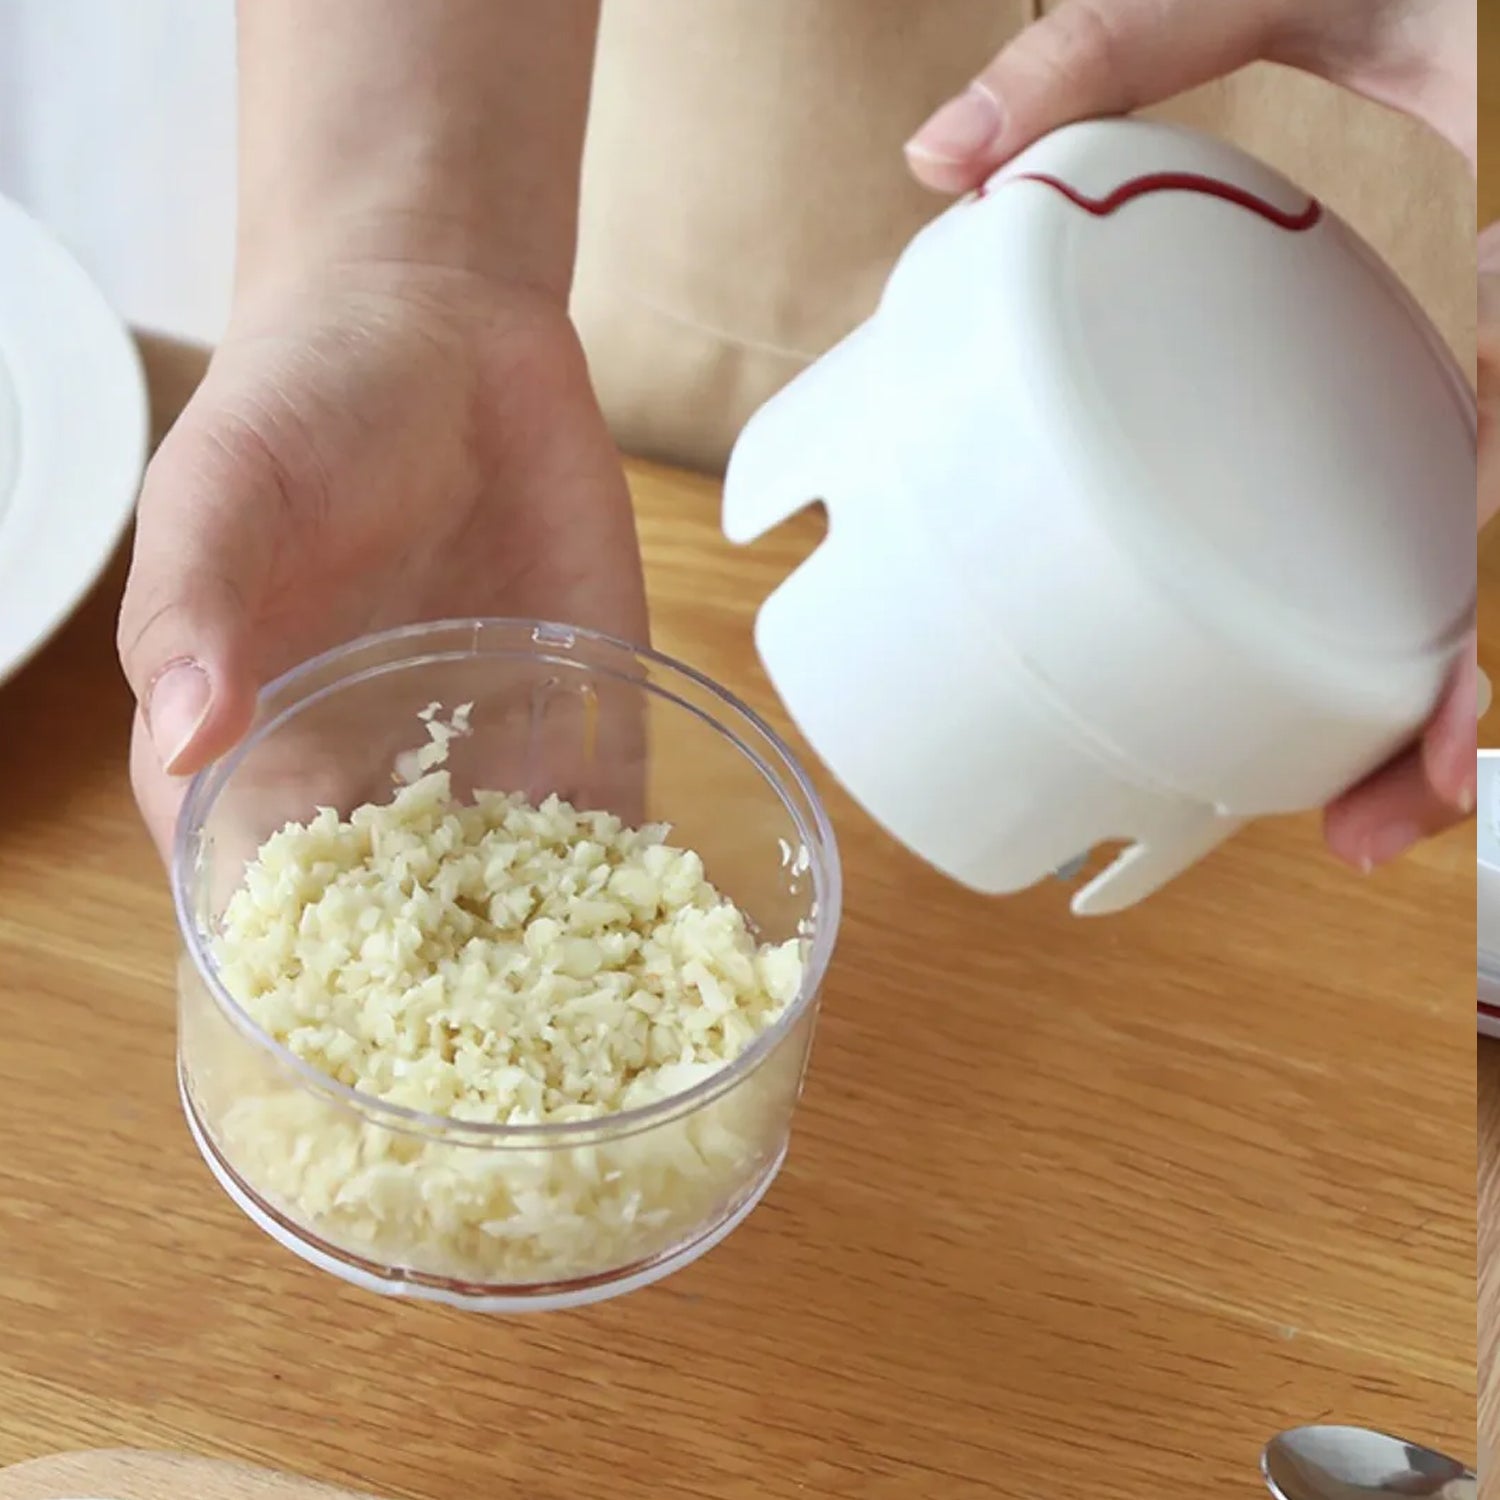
[[223, 236, 577, 360], [235, 189, 569, 311], [234, 0, 597, 307]]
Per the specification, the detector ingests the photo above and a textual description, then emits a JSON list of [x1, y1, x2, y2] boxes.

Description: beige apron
[[573, 0, 1476, 475]]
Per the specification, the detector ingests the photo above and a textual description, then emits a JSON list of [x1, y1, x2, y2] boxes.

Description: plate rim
[[0, 191, 149, 689]]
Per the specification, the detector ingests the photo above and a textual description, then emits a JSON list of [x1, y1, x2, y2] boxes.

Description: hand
[[116, 264, 647, 859], [903, 0, 1474, 189], [905, 0, 1477, 870]]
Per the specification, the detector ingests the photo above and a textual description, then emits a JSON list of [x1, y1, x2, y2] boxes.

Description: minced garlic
[[215, 771, 805, 1122], [190, 760, 814, 1292]]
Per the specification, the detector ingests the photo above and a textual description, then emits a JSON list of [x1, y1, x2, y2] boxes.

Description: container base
[[179, 1066, 785, 1312]]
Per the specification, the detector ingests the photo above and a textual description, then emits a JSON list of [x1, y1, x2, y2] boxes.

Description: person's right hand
[[903, 0, 1474, 187], [904, 0, 1477, 872], [116, 262, 648, 859]]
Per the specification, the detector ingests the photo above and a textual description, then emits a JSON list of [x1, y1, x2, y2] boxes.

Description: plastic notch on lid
[[724, 120, 1474, 914]]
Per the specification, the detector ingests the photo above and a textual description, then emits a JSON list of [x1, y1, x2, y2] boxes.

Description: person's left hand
[[117, 263, 647, 859], [903, 0, 1478, 871]]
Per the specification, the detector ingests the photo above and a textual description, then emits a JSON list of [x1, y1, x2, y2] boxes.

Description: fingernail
[[1431, 731, 1478, 812], [906, 82, 1003, 163], [1478, 668, 1493, 720], [147, 659, 211, 773], [1362, 820, 1424, 870]]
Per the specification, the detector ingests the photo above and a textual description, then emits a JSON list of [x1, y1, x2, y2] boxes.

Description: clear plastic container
[[173, 620, 841, 1311]]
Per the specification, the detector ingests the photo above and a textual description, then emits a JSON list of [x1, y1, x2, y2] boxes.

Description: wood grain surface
[[0, 345, 1475, 1499], [1481, 1044, 1499, 1496], [0, 1450, 379, 1500]]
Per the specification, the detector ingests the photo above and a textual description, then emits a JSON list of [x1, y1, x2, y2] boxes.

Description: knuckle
[[1010, 0, 1175, 108], [117, 400, 287, 683], [1023, 0, 1125, 86], [115, 591, 184, 686]]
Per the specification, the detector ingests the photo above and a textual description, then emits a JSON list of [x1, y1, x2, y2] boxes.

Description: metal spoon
[[1263, 1426, 1476, 1499]]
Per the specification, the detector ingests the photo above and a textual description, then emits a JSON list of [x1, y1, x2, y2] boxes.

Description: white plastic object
[[1480, 755, 1500, 1037], [723, 119, 1475, 915]]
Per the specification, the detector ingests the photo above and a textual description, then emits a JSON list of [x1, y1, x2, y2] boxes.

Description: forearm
[[235, 0, 599, 303]]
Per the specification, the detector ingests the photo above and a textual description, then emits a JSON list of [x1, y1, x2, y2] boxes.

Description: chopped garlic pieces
[[215, 772, 806, 1125]]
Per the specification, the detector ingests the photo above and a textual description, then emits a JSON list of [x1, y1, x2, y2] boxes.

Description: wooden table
[[0, 350, 1475, 1498], [1481, 1044, 1499, 1493]]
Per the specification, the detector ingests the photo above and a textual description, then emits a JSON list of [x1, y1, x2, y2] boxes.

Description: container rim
[[171, 618, 843, 1146]]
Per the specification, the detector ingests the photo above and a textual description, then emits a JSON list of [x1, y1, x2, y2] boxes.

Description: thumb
[[116, 410, 272, 780], [905, 0, 1289, 193]]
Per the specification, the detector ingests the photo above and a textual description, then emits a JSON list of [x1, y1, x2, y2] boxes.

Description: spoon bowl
[[1263, 1426, 1475, 1499]]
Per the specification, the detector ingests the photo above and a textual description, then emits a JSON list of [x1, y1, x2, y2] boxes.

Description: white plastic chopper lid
[[724, 120, 1474, 915], [1479, 758, 1500, 1024], [0, 192, 148, 688]]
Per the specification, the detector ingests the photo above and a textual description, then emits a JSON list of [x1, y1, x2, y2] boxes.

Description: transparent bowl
[[173, 620, 840, 1311]]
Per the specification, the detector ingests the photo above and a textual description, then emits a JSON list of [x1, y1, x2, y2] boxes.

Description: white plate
[[0, 192, 148, 687], [1480, 751, 1500, 1036]]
